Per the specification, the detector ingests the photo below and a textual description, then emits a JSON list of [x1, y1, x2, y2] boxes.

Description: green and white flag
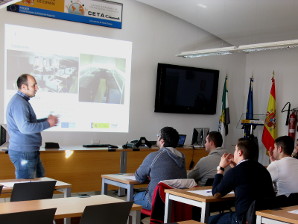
[[219, 76, 230, 138]]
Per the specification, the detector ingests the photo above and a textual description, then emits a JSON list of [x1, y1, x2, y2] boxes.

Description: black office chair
[[0, 208, 57, 224], [10, 180, 57, 202], [80, 201, 133, 224], [245, 196, 278, 224]]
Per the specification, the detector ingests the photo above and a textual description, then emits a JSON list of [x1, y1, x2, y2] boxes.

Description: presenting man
[[188, 131, 228, 186], [134, 126, 187, 210], [6, 74, 59, 179], [208, 138, 275, 224], [268, 135, 298, 196]]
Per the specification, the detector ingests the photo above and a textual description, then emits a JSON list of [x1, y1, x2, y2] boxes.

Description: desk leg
[[56, 187, 71, 198], [127, 184, 134, 201], [201, 202, 210, 223], [58, 186, 72, 223], [128, 210, 140, 224], [119, 151, 128, 197], [256, 215, 261, 224], [118, 188, 126, 197], [101, 178, 108, 195], [63, 187, 71, 197], [164, 193, 172, 223], [64, 218, 70, 224], [54, 186, 71, 224]]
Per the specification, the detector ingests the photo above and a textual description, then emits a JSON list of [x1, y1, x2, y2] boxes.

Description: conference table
[[0, 177, 72, 198], [256, 205, 298, 224], [0, 195, 142, 224], [101, 173, 143, 201], [164, 186, 235, 223]]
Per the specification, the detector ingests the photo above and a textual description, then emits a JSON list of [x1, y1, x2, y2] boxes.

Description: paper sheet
[[188, 189, 213, 196], [288, 209, 298, 214], [188, 189, 234, 196], [124, 175, 136, 180]]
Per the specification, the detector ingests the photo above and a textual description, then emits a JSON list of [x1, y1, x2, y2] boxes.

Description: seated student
[[134, 126, 187, 210], [291, 140, 298, 159], [267, 136, 298, 196], [188, 131, 228, 186], [208, 138, 275, 224]]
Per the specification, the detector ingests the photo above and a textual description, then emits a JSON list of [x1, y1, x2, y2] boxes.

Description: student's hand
[[229, 161, 236, 168], [47, 115, 59, 127], [292, 145, 298, 158], [226, 154, 236, 168], [219, 153, 233, 168], [269, 147, 275, 162]]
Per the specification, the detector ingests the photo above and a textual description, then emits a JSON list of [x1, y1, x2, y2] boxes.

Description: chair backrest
[[80, 201, 133, 224], [0, 208, 56, 224], [245, 197, 277, 224], [149, 181, 193, 223], [0, 184, 3, 195], [10, 180, 57, 202]]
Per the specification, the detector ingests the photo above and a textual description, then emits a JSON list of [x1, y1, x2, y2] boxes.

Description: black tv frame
[[154, 63, 219, 114]]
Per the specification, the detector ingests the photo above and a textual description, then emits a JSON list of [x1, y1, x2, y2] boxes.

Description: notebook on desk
[[177, 134, 186, 147]]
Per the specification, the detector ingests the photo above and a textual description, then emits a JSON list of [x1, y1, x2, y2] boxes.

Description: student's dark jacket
[[212, 160, 275, 221]]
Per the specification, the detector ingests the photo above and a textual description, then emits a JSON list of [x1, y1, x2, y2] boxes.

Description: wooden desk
[[0, 146, 207, 193], [0, 177, 72, 197], [256, 205, 298, 224], [164, 186, 235, 223], [101, 173, 142, 201], [0, 195, 141, 224]]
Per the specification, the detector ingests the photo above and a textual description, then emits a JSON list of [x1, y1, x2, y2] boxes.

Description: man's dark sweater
[[212, 160, 275, 221]]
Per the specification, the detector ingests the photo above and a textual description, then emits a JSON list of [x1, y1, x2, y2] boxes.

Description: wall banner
[[7, 0, 123, 29]]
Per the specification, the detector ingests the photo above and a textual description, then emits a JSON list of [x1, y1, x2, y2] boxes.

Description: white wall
[[0, 1, 246, 149], [245, 48, 298, 164]]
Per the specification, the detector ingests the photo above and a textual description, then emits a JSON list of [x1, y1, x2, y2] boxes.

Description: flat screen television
[[154, 63, 219, 114]]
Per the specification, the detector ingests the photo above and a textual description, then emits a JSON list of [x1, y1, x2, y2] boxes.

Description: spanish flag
[[262, 76, 276, 152]]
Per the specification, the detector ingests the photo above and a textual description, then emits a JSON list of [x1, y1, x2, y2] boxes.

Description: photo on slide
[[6, 50, 79, 94], [79, 54, 126, 104]]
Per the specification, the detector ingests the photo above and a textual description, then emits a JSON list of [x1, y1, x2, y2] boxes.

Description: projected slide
[[4, 24, 132, 133]]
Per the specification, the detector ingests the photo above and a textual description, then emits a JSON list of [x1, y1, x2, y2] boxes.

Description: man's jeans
[[133, 191, 152, 210], [208, 212, 242, 224], [8, 150, 45, 179]]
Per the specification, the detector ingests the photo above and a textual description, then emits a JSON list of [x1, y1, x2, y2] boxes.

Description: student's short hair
[[275, 136, 294, 156], [17, 74, 30, 89], [159, 127, 179, 148], [236, 138, 259, 160], [207, 131, 223, 147]]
